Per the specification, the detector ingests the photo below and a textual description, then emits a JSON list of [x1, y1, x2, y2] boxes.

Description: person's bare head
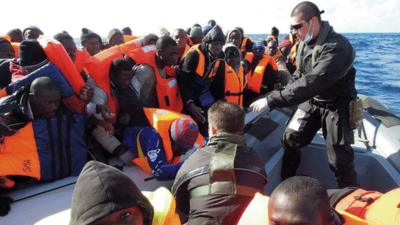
[[290, 1, 323, 42], [29, 77, 62, 118], [269, 176, 335, 225], [208, 101, 245, 136]]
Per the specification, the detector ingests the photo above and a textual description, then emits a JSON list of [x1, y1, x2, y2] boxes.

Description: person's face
[[208, 41, 224, 57], [268, 193, 329, 225], [253, 47, 265, 59], [173, 31, 187, 50], [290, 15, 313, 42], [83, 38, 101, 56], [30, 90, 61, 118], [113, 69, 134, 88], [24, 29, 41, 40], [225, 49, 241, 67], [190, 36, 203, 45], [267, 41, 278, 56], [61, 39, 77, 61], [109, 33, 125, 47], [228, 31, 242, 49], [89, 207, 144, 225], [159, 45, 179, 66]]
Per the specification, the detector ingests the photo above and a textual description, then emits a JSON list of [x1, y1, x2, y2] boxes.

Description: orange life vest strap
[[224, 64, 244, 106], [247, 55, 274, 94], [335, 189, 383, 219]]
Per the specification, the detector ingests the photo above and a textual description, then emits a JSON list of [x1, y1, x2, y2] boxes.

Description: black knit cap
[[80, 28, 102, 45], [18, 40, 48, 66], [69, 161, 153, 225], [202, 25, 225, 44]]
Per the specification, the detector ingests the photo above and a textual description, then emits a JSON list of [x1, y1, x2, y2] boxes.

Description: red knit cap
[[170, 118, 199, 150]]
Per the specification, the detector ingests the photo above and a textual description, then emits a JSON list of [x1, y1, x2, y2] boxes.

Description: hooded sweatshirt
[[69, 161, 153, 225]]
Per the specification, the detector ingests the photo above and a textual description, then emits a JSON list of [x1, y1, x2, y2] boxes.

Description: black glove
[[0, 196, 13, 216]]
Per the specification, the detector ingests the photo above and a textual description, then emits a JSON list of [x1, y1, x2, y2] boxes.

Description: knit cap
[[170, 118, 199, 150]]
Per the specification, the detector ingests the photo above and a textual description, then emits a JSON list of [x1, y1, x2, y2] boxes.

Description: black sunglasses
[[290, 16, 314, 30]]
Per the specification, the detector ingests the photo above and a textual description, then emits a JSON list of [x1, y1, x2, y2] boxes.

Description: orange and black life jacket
[[185, 44, 221, 79], [127, 46, 183, 112], [83, 46, 123, 114], [0, 114, 87, 184], [244, 52, 277, 94], [133, 108, 205, 174], [224, 64, 244, 106]]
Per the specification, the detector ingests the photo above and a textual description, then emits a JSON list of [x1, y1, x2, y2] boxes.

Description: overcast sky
[[1, 0, 399, 38]]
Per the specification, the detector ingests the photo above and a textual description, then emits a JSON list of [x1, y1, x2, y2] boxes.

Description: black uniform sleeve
[[177, 50, 199, 105], [267, 39, 354, 108]]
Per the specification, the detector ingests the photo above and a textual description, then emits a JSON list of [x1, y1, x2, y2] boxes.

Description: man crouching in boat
[[172, 101, 266, 225], [122, 108, 203, 181], [0, 77, 88, 215]]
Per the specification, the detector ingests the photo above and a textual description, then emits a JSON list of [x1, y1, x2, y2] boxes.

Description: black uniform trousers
[[281, 99, 358, 188]]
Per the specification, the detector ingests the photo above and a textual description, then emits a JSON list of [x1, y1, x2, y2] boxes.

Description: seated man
[[172, 101, 266, 225], [243, 42, 279, 107], [0, 77, 87, 214], [123, 108, 203, 181], [70, 161, 181, 225], [238, 176, 400, 225]]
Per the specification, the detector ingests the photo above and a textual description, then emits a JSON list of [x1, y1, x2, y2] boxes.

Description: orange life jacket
[[83, 46, 123, 114], [184, 44, 221, 79], [335, 188, 400, 225], [241, 36, 251, 54], [118, 39, 141, 54], [74, 49, 90, 72], [0, 123, 41, 180], [127, 47, 183, 112], [244, 53, 277, 94], [38, 37, 85, 96], [123, 35, 138, 43], [134, 108, 205, 174], [224, 64, 244, 106]]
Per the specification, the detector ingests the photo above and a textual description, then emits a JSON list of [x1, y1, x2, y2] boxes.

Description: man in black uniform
[[251, 1, 358, 188], [172, 101, 266, 225]]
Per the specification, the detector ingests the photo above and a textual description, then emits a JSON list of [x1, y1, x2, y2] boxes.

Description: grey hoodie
[[69, 161, 153, 225]]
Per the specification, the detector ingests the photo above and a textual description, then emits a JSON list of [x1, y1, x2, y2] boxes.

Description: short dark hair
[[143, 33, 159, 46], [173, 28, 186, 37], [156, 35, 177, 52], [30, 77, 61, 97], [208, 101, 245, 133], [272, 176, 330, 216], [208, 20, 216, 26], [109, 58, 133, 77], [54, 31, 74, 43], [291, 1, 322, 22]]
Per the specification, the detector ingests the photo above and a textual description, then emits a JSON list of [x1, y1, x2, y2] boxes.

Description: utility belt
[[310, 97, 338, 109], [311, 97, 363, 130]]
